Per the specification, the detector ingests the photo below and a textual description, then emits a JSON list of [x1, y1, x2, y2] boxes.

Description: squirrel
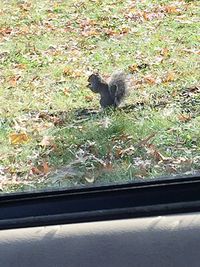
[[87, 71, 127, 108]]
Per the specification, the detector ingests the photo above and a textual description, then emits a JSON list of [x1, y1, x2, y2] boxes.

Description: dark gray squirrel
[[87, 71, 127, 108]]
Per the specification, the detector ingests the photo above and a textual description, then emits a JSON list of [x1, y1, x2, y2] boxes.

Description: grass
[[0, 0, 200, 193]]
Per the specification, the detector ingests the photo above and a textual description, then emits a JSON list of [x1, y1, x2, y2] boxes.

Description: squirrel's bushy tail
[[109, 71, 127, 106]]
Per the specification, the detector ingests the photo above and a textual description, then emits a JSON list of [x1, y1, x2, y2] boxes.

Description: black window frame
[[1, 174, 200, 230]]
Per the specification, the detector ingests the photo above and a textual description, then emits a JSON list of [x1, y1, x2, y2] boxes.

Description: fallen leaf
[[142, 11, 149, 21], [144, 76, 156, 85], [31, 166, 42, 175], [85, 95, 94, 102], [120, 27, 130, 34], [163, 72, 175, 83], [0, 27, 12, 36], [147, 144, 171, 163], [115, 147, 123, 158], [15, 63, 27, 69], [9, 132, 30, 145], [8, 76, 21, 87], [63, 67, 82, 78], [178, 114, 191, 122], [71, 70, 82, 78], [31, 162, 50, 175], [164, 5, 179, 14], [161, 47, 169, 57], [104, 28, 115, 36], [63, 67, 73, 76], [129, 64, 138, 73], [172, 90, 177, 97], [117, 146, 135, 157], [63, 88, 71, 96], [85, 176, 95, 183]]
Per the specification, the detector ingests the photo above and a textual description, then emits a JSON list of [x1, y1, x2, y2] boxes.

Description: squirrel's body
[[87, 71, 127, 108]]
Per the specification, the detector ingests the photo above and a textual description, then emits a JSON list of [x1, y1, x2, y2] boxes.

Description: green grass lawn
[[0, 0, 199, 193]]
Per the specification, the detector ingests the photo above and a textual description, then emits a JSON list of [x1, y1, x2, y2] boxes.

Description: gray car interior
[[0, 212, 200, 267]]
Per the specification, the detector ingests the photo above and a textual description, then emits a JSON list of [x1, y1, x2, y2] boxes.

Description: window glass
[[0, 0, 199, 193]]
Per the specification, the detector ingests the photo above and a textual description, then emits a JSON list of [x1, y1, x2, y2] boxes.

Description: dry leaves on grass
[[9, 132, 30, 145], [178, 114, 191, 122], [163, 72, 176, 83], [63, 67, 82, 78], [8, 75, 21, 87], [146, 143, 171, 163], [85, 95, 94, 102], [31, 162, 51, 175], [63, 88, 71, 96], [160, 47, 170, 58], [144, 75, 157, 85]]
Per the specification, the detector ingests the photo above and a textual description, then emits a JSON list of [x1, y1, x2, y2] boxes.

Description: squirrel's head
[[87, 73, 103, 93]]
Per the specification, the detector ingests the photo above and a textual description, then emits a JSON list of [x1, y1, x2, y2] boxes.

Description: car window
[[0, 0, 199, 193]]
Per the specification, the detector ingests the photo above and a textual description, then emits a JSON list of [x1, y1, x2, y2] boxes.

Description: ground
[[0, 0, 199, 193]]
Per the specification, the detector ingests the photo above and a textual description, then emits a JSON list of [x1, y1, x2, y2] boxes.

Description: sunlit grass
[[0, 0, 200, 192]]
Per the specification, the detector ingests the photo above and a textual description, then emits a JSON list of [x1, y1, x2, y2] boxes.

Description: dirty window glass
[[0, 0, 199, 193]]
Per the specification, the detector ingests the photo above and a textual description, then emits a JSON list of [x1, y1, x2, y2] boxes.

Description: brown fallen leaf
[[129, 64, 138, 73], [85, 95, 94, 102], [104, 28, 114, 36], [71, 70, 82, 78], [115, 147, 123, 159], [117, 146, 135, 158], [31, 162, 51, 175], [63, 88, 71, 96], [8, 76, 21, 87], [15, 63, 27, 69], [160, 47, 169, 57], [63, 67, 82, 78], [9, 132, 30, 145], [172, 90, 177, 97], [0, 27, 12, 36], [63, 67, 73, 76], [120, 27, 130, 35], [142, 11, 149, 21], [144, 75, 156, 85], [178, 114, 191, 122], [146, 144, 172, 163], [163, 5, 179, 14], [163, 72, 175, 83], [31, 166, 42, 175]]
